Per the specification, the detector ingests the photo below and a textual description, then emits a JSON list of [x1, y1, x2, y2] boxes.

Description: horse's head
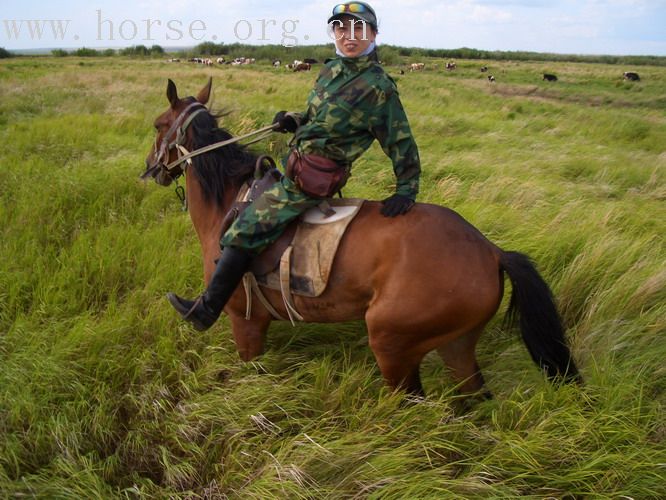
[[142, 77, 213, 186]]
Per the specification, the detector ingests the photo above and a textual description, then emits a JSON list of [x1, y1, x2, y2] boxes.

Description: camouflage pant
[[221, 175, 320, 253]]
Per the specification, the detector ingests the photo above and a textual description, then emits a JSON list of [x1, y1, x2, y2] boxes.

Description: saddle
[[223, 156, 364, 323]]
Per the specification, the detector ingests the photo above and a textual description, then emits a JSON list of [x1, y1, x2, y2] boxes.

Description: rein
[[163, 123, 277, 173]]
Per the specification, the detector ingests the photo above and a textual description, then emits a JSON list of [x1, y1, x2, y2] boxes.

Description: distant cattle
[[446, 61, 457, 71], [272, 59, 281, 68], [167, 58, 180, 63], [190, 57, 212, 66], [286, 59, 300, 70], [487, 75, 495, 83], [293, 62, 311, 72], [303, 58, 318, 64], [399, 69, 405, 75], [410, 62, 425, 72], [230, 57, 255, 66], [623, 71, 640, 81], [216, 57, 225, 64], [543, 73, 558, 82], [480, 66, 488, 72]]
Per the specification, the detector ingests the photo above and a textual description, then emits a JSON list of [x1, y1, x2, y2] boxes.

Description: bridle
[[142, 100, 278, 183], [142, 100, 209, 182]]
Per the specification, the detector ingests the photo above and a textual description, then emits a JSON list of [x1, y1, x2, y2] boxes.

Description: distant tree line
[[382, 45, 666, 67], [50, 45, 165, 57], [183, 42, 666, 67], [9, 42, 658, 67]]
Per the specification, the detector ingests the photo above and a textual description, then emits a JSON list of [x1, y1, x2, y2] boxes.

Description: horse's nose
[[140, 158, 158, 180]]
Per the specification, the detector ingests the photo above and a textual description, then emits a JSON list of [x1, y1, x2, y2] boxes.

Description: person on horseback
[[168, 1, 422, 331]]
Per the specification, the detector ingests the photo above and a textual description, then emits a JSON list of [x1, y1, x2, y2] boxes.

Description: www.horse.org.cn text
[[1, 10, 317, 48]]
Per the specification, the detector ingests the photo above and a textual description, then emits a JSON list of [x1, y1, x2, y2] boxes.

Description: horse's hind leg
[[437, 327, 492, 399]]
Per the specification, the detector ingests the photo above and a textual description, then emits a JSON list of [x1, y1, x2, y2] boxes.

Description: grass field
[[0, 55, 664, 498]]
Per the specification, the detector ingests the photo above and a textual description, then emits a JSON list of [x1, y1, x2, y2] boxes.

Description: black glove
[[272, 111, 298, 133], [380, 194, 415, 217]]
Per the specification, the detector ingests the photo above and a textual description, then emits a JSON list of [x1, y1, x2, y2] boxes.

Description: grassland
[[0, 55, 664, 498]]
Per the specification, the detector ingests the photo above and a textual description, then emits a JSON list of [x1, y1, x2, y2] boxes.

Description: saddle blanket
[[255, 198, 364, 297]]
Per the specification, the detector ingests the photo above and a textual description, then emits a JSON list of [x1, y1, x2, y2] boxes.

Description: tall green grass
[[1, 56, 664, 498]]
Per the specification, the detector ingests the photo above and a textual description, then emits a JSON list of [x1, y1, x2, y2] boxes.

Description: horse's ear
[[196, 77, 212, 105], [166, 79, 179, 108]]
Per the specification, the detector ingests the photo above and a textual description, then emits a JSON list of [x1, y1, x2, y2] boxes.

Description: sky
[[1, 0, 665, 56]]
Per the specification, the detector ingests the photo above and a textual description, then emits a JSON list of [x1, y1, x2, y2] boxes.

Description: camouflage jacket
[[290, 54, 421, 199]]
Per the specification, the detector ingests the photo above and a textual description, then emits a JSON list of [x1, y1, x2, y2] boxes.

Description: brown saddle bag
[[286, 150, 349, 198]]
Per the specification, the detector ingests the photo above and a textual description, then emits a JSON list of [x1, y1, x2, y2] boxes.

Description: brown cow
[[293, 62, 311, 72]]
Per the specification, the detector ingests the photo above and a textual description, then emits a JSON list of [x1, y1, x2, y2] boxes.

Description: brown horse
[[143, 78, 581, 397]]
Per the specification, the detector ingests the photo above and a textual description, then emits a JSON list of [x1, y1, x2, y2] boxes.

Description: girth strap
[[280, 246, 304, 326], [243, 273, 287, 321]]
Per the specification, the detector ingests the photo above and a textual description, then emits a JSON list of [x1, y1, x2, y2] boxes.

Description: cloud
[[469, 4, 513, 22]]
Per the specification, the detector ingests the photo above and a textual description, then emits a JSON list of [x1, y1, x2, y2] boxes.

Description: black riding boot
[[167, 247, 253, 331]]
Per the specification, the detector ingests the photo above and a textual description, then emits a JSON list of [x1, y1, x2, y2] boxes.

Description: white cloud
[[469, 4, 512, 22]]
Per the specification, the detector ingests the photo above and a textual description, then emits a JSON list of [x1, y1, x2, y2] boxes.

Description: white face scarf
[[336, 41, 377, 58]]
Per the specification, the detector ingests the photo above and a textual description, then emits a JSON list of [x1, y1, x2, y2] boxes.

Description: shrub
[[74, 47, 100, 57], [120, 45, 150, 56]]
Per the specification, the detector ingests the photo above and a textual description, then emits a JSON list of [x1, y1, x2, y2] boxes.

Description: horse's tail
[[500, 251, 582, 383]]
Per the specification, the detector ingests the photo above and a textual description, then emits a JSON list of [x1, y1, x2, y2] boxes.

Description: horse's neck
[[185, 168, 242, 283]]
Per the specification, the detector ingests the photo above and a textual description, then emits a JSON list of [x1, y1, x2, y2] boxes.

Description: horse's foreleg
[[367, 331, 425, 396], [228, 313, 270, 361], [376, 355, 424, 396]]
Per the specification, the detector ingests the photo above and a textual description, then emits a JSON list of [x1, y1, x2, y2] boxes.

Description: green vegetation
[[383, 44, 666, 67], [0, 47, 12, 59], [120, 44, 165, 57], [0, 56, 664, 498], [15, 42, 666, 67], [48, 45, 165, 57]]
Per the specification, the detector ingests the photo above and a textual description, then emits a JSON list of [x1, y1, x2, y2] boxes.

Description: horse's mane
[[186, 98, 257, 207]]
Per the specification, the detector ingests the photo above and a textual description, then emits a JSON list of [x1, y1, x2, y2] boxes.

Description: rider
[[168, 1, 422, 331]]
